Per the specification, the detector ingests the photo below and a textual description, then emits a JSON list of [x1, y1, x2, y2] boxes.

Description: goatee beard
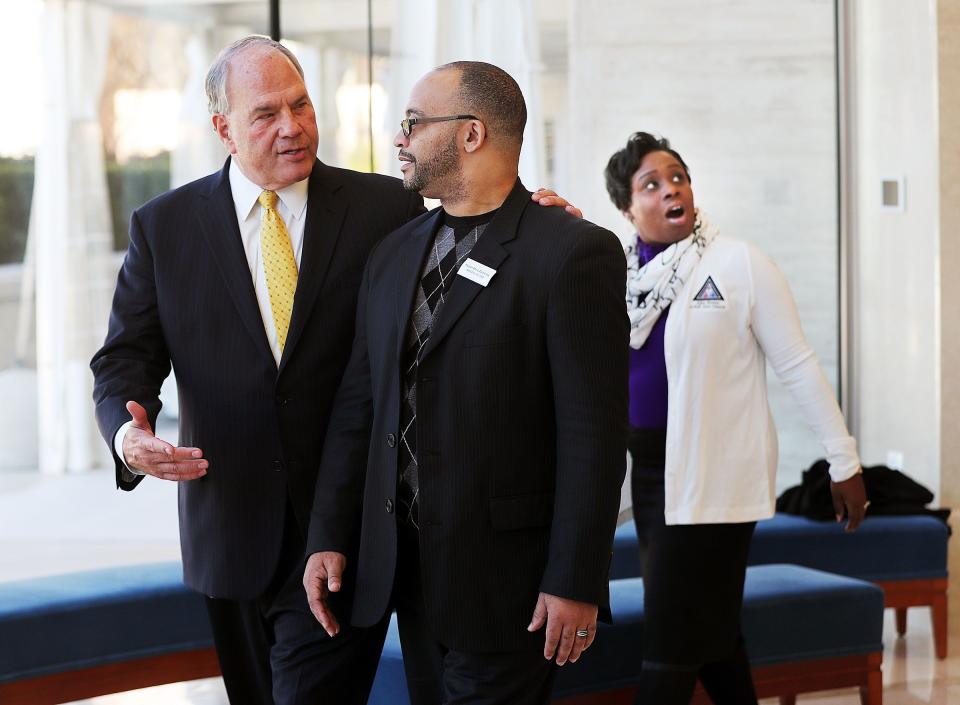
[[403, 138, 460, 194]]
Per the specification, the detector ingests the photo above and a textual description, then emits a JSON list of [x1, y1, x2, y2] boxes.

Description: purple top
[[629, 238, 670, 430]]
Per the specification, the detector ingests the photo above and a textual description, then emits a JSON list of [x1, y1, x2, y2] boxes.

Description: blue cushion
[[612, 514, 949, 582], [611, 521, 643, 580], [739, 564, 884, 666], [370, 615, 410, 705], [370, 564, 883, 700], [0, 562, 212, 683], [748, 514, 948, 581]]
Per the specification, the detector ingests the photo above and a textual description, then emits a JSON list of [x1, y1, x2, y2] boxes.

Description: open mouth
[[665, 205, 685, 221]]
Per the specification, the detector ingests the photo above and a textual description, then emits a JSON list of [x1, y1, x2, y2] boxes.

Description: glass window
[[0, 1, 43, 266], [3, 1, 843, 591]]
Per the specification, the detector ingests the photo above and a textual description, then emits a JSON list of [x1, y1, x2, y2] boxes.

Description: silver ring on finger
[[575, 628, 589, 638]]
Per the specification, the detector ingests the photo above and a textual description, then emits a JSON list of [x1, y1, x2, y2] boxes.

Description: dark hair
[[437, 61, 527, 145], [604, 132, 691, 212]]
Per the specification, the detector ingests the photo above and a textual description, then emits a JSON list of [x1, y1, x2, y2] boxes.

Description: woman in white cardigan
[[603, 132, 867, 705]]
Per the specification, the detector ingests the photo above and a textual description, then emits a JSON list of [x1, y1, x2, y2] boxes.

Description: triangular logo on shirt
[[693, 276, 724, 301]]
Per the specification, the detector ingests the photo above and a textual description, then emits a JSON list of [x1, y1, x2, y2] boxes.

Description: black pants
[[392, 519, 557, 705], [204, 503, 389, 705], [629, 428, 759, 705]]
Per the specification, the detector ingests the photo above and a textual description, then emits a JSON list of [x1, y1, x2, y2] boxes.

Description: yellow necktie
[[259, 190, 298, 353]]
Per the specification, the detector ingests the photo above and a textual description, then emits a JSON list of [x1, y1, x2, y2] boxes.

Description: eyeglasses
[[400, 114, 478, 137]]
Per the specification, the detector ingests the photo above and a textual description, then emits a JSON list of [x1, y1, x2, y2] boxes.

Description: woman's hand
[[830, 471, 868, 532]]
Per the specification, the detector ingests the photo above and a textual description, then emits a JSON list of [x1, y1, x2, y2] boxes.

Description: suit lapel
[[196, 159, 274, 363], [418, 179, 530, 361], [280, 161, 347, 372], [395, 209, 442, 361]]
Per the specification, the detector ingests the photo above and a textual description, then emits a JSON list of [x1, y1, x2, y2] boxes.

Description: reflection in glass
[[3, 0, 841, 493]]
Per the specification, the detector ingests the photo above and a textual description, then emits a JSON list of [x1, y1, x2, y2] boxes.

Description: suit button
[[272, 460, 282, 472], [387, 434, 397, 448], [385, 499, 394, 513]]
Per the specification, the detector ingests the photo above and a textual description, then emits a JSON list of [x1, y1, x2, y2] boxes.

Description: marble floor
[[1, 468, 957, 704]]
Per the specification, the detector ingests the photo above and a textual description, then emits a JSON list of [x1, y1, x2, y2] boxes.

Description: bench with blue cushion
[[0, 562, 219, 705], [371, 564, 884, 705], [0, 559, 884, 705], [613, 513, 949, 657]]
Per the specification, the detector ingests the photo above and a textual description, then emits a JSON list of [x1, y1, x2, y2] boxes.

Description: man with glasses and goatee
[[304, 61, 628, 704]]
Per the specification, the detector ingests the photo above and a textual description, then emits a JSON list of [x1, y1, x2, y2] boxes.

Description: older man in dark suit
[[304, 61, 628, 704], [90, 35, 424, 705]]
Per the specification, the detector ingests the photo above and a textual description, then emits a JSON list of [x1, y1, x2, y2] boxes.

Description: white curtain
[[386, 0, 546, 189], [171, 32, 226, 189], [33, 0, 115, 474]]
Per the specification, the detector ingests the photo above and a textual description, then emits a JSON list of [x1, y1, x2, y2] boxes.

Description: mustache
[[398, 150, 416, 163]]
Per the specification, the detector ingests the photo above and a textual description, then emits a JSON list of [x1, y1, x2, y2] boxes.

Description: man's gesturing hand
[[528, 592, 598, 666], [303, 551, 347, 637], [122, 401, 207, 481]]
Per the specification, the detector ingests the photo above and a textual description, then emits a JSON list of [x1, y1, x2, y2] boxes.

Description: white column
[[34, 0, 115, 473], [470, 0, 546, 189], [386, 0, 545, 187], [386, 0, 440, 178], [849, 0, 941, 495]]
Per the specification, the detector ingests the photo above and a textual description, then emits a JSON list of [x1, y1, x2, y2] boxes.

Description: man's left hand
[[303, 551, 347, 637], [531, 189, 583, 219], [527, 592, 597, 666], [830, 471, 868, 532]]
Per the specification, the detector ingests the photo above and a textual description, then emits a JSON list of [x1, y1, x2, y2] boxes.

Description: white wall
[[0, 266, 26, 368], [849, 0, 941, 497], [566, 0, 841, 490]]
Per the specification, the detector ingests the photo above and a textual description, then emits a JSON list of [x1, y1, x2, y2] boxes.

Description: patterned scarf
[[625, 210, 719, 349]]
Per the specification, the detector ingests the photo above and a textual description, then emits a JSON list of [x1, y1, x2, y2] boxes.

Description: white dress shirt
[[115, 160, 310, 469]]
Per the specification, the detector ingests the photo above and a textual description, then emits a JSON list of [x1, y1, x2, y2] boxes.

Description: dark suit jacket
[[90, 158, 424, 600], [307, 180, 629, 652]]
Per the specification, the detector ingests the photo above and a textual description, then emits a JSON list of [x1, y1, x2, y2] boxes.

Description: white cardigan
[[660, 236, 860, 525]]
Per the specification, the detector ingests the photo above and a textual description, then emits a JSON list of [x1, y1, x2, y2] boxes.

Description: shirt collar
[[229, 158, 310, 224]]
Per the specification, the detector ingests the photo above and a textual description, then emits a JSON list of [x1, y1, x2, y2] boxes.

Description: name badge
[[458, 258, 497, 287]]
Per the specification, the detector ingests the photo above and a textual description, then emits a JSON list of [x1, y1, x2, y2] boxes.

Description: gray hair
[[205, 35, 305, 115]]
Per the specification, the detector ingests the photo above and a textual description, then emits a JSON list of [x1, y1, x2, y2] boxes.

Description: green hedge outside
[[0, 158, 35, 265], [105, 154, 171, 251], [0, 153, 171, 265]]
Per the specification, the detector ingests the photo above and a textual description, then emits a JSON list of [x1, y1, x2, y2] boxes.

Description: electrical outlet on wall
[[886, 450, 905, 471], [881, 176, 906, 212]]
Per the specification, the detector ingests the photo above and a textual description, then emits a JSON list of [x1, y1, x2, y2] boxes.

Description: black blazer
[[91, 158, 424, 600], [307, 180, 629, 652]]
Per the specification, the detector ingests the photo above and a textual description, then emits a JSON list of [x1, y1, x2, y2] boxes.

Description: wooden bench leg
[[895, 607, 907, 636], [859, 660, 882, 705], [778, 696, 796, 705], [879, 577, 949, 659], [932, 591, 948, 659]]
